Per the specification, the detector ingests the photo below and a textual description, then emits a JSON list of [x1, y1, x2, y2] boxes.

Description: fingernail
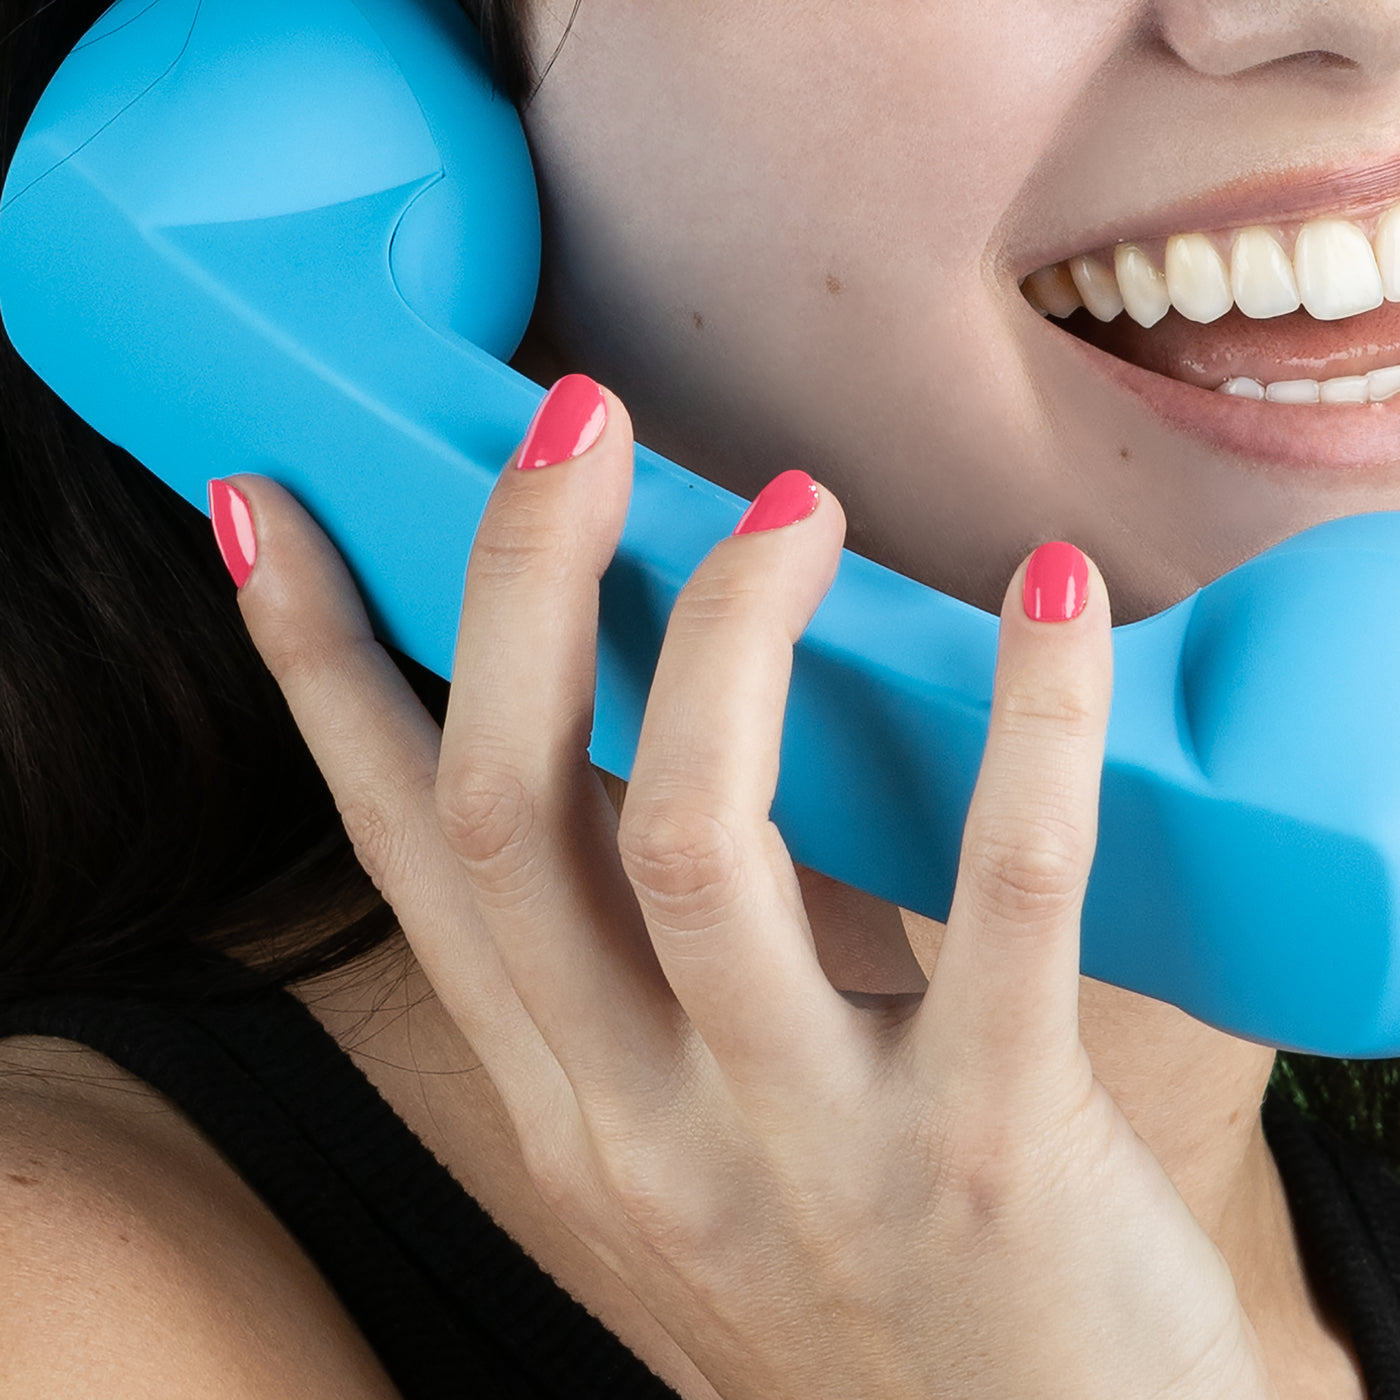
[[517, 374, 608, 470], [208, 478, 257, 588], [1023, 541, 1089, 622], [732, 469, 820, 536]]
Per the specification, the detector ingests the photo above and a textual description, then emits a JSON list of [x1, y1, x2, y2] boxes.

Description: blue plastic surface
[[4, 0, 1400, 1055]]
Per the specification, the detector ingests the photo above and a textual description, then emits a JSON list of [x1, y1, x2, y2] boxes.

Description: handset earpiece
[[6, 0, 1400, 1055]]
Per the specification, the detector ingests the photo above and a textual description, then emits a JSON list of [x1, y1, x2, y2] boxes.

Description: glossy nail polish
[[1023, 541, 1089, 622], [732, 469, 820, 536], [207, 478, 257, 588], [517, 374, 607, 469]]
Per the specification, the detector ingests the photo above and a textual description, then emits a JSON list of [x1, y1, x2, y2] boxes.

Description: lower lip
[[1058, 324, 1400, 472]]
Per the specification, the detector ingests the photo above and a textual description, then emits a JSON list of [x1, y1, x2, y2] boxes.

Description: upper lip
[[1010, 146, 1400, 278]]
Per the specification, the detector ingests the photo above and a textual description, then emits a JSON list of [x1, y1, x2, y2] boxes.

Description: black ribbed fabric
[[1262, 1087, 1400, 1396], [3, 981, 1398, 1397], [0, 985, 680, 1400]]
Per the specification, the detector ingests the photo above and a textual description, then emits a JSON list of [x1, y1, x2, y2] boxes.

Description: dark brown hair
[[0, 0, 533, 1004], [1, 0, 1396, 1170], [460, 0, 534, 104]]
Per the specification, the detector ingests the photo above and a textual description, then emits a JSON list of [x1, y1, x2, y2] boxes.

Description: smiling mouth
[[1021, 205, 1400, 403]]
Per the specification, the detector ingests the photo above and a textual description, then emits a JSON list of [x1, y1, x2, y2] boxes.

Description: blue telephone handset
[[4, 0, 1400, 1055]]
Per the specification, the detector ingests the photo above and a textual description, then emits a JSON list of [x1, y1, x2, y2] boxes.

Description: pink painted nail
[[1023, 541, 1089, 622], [207, 478, 257, 589], [732, 469, 820, 536], [517, 374, 608, 470]]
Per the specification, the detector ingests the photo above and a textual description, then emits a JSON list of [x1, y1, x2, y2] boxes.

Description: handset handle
[[5, 0, 1400, 1055]]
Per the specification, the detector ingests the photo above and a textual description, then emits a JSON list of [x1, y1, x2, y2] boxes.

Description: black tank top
[[1, 982, 1397, 1399]]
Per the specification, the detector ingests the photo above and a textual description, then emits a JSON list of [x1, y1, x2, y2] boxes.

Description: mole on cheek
[[826, 274, 844, 295], [692, 311, 705, 330]]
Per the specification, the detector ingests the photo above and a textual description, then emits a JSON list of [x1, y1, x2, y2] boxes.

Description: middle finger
[[618, 471, 861, 1112]]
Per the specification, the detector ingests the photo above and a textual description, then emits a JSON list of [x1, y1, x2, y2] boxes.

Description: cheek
[[521, 0, 1120, 315], [518, 0, 1137, 594]]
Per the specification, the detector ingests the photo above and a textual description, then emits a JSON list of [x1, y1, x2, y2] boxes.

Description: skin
[[238, 0, 1400, 1394], [511, 0, 1400, 622], [488, 2, 1395, 1385]]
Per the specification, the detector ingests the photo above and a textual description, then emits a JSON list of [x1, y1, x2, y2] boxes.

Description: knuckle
[[963, 818, 1087, 921], [915, 1092, 1035, 1238], [616, 801, 744, 923], [997, 675, 1100, 742], [437, 759, 544, 897], [670, 568, 767, 637], [251, 627, 309, 687], [336, 793, 409, 897], [893, 1093, 960, 1218], [947, 1126, 1028, 1234], [472, 495, 577, 587], [598, 1140, 721, 1261], [470, 533, 567, 590], [259, 627, 360, 698]]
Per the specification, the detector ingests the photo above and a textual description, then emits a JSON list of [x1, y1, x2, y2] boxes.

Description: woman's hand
[[213, 374, 1277, 1400]]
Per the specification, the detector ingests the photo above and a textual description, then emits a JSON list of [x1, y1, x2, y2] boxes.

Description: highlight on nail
[[732, 469, 821, 536], [207, 477, 257, 588], [516, 374, 608, 470], [1022, 540, 1089, 622]]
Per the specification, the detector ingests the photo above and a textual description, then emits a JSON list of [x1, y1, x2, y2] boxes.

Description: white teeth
[[1367, 364, 1400, 400], [1213, 363, 1400, 403], [1029, 199, 1400, 325], [1113, 243, 1171, 327], [1265, 378, 1320, 403], [1374, 206, 1400, 301], [1229, 228, 1300, 318], [1164, 233, 1233, 323], [1069, 254, 1123, 321], [1319, 374, 1370, 403], [1293, 219, 1384, 320], [1218, 376, 1265, 399]]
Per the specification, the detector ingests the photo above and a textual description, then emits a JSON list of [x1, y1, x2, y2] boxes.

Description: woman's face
[[514, 0, 1400, 621]]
